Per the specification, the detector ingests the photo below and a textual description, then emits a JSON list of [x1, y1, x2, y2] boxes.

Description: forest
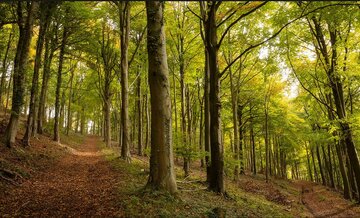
[[1, 1, 360, 217]]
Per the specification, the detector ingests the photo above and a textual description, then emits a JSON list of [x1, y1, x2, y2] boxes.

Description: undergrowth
[[99, 143, 292, 217]]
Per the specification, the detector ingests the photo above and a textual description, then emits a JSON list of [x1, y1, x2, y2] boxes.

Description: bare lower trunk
[[145, 93, 150, 151], [204, 48, 211, 183], [120, 2, 131, 162], [250, 105, 256, 175], [305, 142, 313, 181], [265, 110, 269, 182], [336, 140, 351, 199], [316, 145, 326, 186], [198, 83, 204, 168], [238, 105, 245, 175], [37, 27, 55, 134], [80, 107, 85, 135], [230, 67, 239, 180], [66, 70, 74, 135], [206, 3, 224, 193], [0, 29, 13, 112], [104, 99, 111, 146], [146, 1, 177, 193], [54, 27, 68, 143], [137, 69, 143, 156], [311, 147, 319, 182], [5, 2, 36, 147], [23, 1, 52, 145]]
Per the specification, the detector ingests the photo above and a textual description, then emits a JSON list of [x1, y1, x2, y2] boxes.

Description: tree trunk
[[328, 27, 360, 200], [80, 107, 85, 135], [0, 28, 14, 112], [198, 83, 204, 168], [184, 86, 191, 177], [327, 144, 335, 188], [311, 146, 319, 183], [199, 2, 212, 184], [321, 145, 330, 185], [316, 145, 326, 186], [265, 110, 269, 182], [37, 25, 56, 134], [145, 93, 150, 151], [120, 2, 131, 162], [172, 66, 178, 134], [250, 104, 256, 175], [238, 104, 245, 175], [309, 17, 360, 200], [137, 67, 143, 156], [230, 65, 239, 180], [305, 142, 313, 181], [59, 89, 66, 131], [5, 2, 36, 147], [104, 99, 111, 146], [145, 1, 177, 193], [66, 69, 75, 135], [204, 48, 211, 183], [336, 140, 351, 199], [54, 27, 68, 143], [4, 65, 13, 117], [205, 2, 224, 193], [23, 1, 54, 145]]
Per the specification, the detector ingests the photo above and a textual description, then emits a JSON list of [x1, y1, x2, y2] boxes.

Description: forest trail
[[0, 136, 123, 217], [293, 180, 360, 217]]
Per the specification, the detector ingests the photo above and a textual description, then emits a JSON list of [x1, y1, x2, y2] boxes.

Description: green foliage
[[1, 0, 360, 202]]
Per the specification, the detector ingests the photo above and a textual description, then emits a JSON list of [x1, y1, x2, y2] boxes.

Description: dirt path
[[294, 180, 360, 217], [0, 136, 123, 217]]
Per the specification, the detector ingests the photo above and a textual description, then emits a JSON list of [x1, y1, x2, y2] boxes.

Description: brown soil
[[0, 136, 123, 217], [294, 180, 360, 217]]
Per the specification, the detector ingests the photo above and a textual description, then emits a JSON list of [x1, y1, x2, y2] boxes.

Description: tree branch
[[218, 1, 267, 48], [128, 25, 147, 67], [187, 5, 202, 21], [217, 1, 250, 27], [220, 2, 360, 78]]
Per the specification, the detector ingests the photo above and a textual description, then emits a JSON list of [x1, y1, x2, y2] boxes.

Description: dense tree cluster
[[1, 1, 360, 200]]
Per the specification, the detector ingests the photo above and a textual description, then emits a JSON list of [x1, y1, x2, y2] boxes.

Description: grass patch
[[99, 145, 292, 217], [60, 132, 86, 150]]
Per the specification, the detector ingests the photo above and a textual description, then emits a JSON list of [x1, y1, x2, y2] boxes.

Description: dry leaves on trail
[[295, 180, 360, 218], [0, 136, 124, 217]]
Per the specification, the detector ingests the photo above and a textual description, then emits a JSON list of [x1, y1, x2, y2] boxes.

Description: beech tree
[[5, 2, 36, 147], [1, 0, 359, 202], [145, 1, 177, 193], [118, 2, 131, 162], [23, 0, 55, 146]]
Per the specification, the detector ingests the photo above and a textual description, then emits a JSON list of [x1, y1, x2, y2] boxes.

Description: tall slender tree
[[146, 1, 177, 193], [23, 0, 55, 145], [5, 2, 36, 147], [119, 2, 131, 162]]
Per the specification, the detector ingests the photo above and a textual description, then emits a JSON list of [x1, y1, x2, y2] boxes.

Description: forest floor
[[1, 127, 360, 217], [292, 180, 360, 217], [0, 135, 123, 217]]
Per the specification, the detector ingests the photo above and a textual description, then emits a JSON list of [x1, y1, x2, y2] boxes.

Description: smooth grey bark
[[145, 1, 177, 193], [119, 2, 131, 161]]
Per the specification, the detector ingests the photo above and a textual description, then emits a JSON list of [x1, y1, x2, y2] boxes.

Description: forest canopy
[[1, 0, 360, 204]]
